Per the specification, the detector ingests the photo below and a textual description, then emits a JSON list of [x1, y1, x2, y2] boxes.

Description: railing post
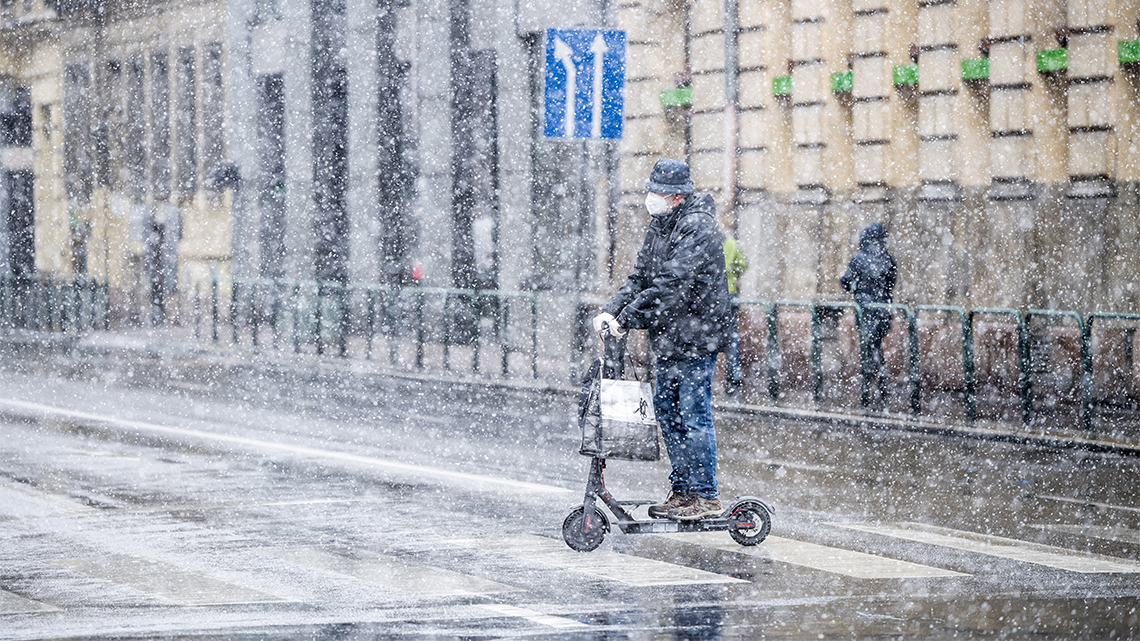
[[338, 282, 348, 358], [472, 291, 482, 374], [416, 290, 425, 370], [271, 280, 282, 351], [292, 283, 301, 354], [251, 281, 260, 348], [809, 304, 822, 408], [855, 302, 872, 408], [231, 279, 239, 345], [963, 311, 976, 422], [905, 306, 921, 415], [1081, 316, 1095, 433], [501, 294, 515, 374], [366, 288, 376, 360], [387, 287, 398, 366], [211, 275, 219, 343], [531, 294, 538, 379], [767, 303, 779, 400], [315, 282, 325, 356], [443, 292, 452, 371], [1016, 313, 1031, 426]]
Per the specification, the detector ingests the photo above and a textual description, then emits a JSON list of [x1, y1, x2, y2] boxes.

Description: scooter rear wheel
[[727, 501, 771, 546], [562, 505, 609, 552]]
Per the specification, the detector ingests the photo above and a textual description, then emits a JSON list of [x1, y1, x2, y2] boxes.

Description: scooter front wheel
[[727, 501, 771, 546], [562, 505, 609, 552]]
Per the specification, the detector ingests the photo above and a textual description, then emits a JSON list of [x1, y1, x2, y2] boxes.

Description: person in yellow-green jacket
[[723, 236, 748, 396]]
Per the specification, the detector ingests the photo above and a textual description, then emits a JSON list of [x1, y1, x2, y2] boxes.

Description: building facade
[[613, 0, 1140, 314], [1, 0, 1137, 328]]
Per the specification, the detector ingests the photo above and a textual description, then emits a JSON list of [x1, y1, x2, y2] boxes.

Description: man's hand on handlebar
[[591, 312, 626, 338]]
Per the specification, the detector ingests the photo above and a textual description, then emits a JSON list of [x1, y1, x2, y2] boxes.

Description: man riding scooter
[[592, 159, 733, 521]]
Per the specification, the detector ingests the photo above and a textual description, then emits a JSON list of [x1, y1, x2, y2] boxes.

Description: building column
[[917, 0, 959, 202], [346, 0, 380, 284], [226, 0, 257, 279], [280, 0, 315, 280], [986, 0, 1034, 200], [1065, 0, 1116, 198], [408, 0, 453, 286], [790, 0, 828, 206], [850, 0, 891, 205], [491, 0, 533, 292]]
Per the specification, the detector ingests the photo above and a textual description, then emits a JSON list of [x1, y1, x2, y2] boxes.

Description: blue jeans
[[654, 354, 718, 499]]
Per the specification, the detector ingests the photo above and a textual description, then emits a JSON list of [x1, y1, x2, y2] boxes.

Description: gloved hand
[[591, 312, 626, 337]]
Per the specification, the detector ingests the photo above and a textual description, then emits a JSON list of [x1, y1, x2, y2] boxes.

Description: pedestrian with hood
[[840, 222, 898, 397], [591, 159, 733, 521]]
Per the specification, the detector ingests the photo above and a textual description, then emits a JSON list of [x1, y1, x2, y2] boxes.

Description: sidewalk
[[3, 326, 1138, 457]]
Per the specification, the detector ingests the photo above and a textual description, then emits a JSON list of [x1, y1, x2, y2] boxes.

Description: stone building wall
[[612, 0, 1140, 315]]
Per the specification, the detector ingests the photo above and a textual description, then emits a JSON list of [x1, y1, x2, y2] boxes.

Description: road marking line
[[0, 478, 94, 518], [447, 534, 746, 586], [657, 532, 965, 579], [0, 589, 59, 614], [0, 398, 570, 495], [263, 546, 519, 596], [831, 522, 1140, 573], [478, 603, 589, 629], [54, 555, 288, 606], [1031, 523, 1140, 546], [755, 459, 836, 473], [1036, 494, 1140, 515]]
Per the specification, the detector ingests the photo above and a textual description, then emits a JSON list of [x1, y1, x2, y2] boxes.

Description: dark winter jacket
[[604, 193, 732, 359], [840, 222, 897, 308]]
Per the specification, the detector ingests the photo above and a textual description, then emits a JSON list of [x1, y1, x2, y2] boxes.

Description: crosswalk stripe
[[447, 534, 746, 586], [55, 555, 289, 605], [0, 589, 58, 614], [1031, 523, 1140, 546], [263, 546, 519, 596], [0, 478, 93, 519], [0, 398, 571, 496], [831, 522, 1140, 573], [657, 532, 966, 579], [478, 603, 589, 629], [1036, 494, 1140, 515]]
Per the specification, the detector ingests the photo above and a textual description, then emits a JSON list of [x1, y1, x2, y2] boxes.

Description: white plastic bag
[[579, 362, 660, 461]]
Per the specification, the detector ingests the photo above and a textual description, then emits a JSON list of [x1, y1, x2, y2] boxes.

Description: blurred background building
[[0, 0, 1136, 325]]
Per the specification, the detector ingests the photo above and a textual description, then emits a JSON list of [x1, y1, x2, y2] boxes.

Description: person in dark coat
[[591, 158, 733, 521], [840, 222, 898, 396]]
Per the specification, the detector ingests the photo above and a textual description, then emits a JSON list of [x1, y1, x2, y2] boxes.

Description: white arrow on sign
[[554, 37, 576, 137], [590, 33, 608, 138]]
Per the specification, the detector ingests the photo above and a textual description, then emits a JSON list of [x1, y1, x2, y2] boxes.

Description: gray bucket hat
[[644, 159, 694, 194]]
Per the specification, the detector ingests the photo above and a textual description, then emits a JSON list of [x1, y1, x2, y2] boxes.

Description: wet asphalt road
[[0, 343, 1139, 639]]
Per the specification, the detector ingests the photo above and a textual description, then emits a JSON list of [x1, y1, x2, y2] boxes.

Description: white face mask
[[645, 192, 670, 216]]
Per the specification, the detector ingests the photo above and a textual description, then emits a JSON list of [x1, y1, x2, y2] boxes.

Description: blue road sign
[[543, 28, 625, 140]]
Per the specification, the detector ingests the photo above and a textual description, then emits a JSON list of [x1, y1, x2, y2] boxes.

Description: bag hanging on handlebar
[[578, 358, 660, 461]]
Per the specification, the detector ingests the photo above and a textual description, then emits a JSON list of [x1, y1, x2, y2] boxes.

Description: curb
[[3, 330, 1138, 457]]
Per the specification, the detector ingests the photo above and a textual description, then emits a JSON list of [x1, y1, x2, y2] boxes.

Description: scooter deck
[[614, 516, 734, 535]]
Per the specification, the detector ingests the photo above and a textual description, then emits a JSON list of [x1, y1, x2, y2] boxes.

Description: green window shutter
[[772, 75, 792, 96], [658, 87, 693, 108], [1119, 40, 1140, 66], [961, 58, 990, 81], [830, 71, 853, 93], [1036, 48, 1068, 73], [892, 64, 919, 86]]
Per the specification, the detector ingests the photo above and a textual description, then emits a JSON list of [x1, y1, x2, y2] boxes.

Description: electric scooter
[[561, 333, 774, 552]]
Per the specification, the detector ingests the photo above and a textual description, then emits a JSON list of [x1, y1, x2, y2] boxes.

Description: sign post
[[543, 28, 625, 140]]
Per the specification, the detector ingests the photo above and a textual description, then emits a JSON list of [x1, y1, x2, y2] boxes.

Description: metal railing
[[2, 269, 1137, 435], [0, 273, 108, 332], [732, 300, 1137, 434], [196, 277, 539, 379]]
